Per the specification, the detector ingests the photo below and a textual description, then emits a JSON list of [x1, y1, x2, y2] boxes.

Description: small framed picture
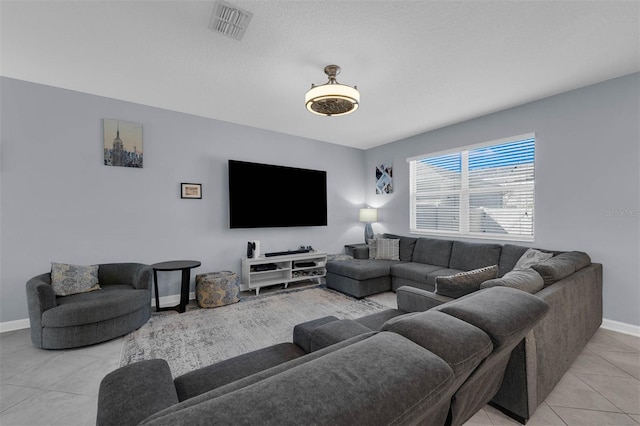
[[181, 183, 202, 199]]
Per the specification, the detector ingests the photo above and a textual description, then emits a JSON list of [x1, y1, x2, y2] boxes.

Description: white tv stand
[[241, 251, 327, 295]]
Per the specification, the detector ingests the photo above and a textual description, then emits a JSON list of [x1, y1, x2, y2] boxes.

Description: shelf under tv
[[241, 251, 327, 295]]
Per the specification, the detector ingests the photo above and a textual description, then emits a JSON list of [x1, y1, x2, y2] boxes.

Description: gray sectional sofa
[[97, 287, 549, 426], [326, 234, 603, 422]]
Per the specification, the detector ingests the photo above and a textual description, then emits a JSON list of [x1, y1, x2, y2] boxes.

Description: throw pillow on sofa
[[480, 268, 544, 294], [435, 265, 498, 299], [367, 234, 384, 259], [382, 233, 417, 261], [50, 262, 101, 296], [375, 238, 400, 261], [513, 248, 553, 270]]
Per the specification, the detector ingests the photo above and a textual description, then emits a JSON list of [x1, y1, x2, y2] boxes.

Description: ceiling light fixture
[[305, 65, 359, 116]]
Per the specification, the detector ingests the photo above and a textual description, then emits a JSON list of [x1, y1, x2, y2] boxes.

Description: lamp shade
[[359, 208, 378, 223]]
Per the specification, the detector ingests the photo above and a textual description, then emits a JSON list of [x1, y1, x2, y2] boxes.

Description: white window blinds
[[409, 135, 535, 241]]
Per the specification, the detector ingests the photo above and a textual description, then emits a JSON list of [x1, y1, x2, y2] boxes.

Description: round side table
[[151, 260, 201, 313]]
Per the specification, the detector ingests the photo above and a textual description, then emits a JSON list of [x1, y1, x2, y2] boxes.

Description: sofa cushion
[[355, 309, 406, 331], [514, 248, 553, 270], [412, 238, 453, 267], [435, 265, 498, 298], [480, 268, 544, 294], [560, 251, 592, 271], [325, 258, 399, 281], [435, 287, 549, 348], [449, 241, 502, 271], [308, 319, 374, 352], [42, 286, 149, 327], [426, 268, 465, 286], [51, 262, 101, 296], [531, 251, 591, 286], [375, 238, 400, 260], [396, 286, 453, 312], [390, 262, 448, 284], [497, 244, 530, 277], [383, 233, 418, 261], [381, 310, 493, 383]]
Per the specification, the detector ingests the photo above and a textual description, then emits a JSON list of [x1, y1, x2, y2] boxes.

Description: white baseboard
[[0, 318, 31, 333], [152, 292, 196, 308], [0, 292, 197, 334], [602, 318, 640, 337]]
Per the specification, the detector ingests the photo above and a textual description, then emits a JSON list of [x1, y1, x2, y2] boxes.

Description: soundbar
[[264, 249, 311, 257]]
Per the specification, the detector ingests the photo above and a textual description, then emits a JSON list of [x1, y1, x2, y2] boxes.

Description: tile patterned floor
[[1, 291, 638, 426]]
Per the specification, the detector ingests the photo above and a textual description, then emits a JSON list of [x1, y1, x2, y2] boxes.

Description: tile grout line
[[578, 347, 637, 378], [571, 371, 636, 416], [545, 404, 569, 426], [0, 385, 43, 414]]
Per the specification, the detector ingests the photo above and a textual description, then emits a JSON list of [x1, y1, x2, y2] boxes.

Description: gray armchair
[[26, 263, 152, 349]]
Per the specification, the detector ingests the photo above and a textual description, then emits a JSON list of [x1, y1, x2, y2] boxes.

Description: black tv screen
[[228, 160, 328, 228]]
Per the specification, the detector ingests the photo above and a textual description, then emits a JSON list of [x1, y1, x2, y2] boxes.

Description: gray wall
[[365, 73, 640, 327], [3, 74, 638, 328], [0, 77, 367, 323]]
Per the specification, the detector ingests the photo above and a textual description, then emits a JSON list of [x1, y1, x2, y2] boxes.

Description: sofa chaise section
[[325, 258, 401, 298]]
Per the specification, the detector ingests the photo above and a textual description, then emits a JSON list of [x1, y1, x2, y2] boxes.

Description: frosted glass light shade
[[359, 208, 378, 223], [305, 84, 360, 116], [305, 65, 359, 116]]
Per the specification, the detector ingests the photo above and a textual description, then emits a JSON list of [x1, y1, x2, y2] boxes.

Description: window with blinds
[[408, 134, 535, 241]]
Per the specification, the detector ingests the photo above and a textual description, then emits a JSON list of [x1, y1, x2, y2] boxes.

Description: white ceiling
[[1, 1, 638, 150]]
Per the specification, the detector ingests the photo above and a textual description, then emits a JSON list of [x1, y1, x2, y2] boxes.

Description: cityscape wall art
[[103, 119, 143, 168]]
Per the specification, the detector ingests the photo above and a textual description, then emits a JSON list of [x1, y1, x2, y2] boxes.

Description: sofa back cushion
[[435, 287, 549, 349], [497, 244, 529, 277], [531, 251, 591, 286], [381, 310, 492, 386], [383, 233, 418, 261], [412, 238, 453, 267], [449, 241, 502, 271]]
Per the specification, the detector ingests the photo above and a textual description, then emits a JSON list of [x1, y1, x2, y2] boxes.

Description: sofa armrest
[[396, 285, 453, 312], [352, 245, 370, 259], [25, 274, 57, 347], [99, 263, 153, 290], [309, 319, 373, 352], [97, 359, 179, 426], [132, 264, 153, 290]]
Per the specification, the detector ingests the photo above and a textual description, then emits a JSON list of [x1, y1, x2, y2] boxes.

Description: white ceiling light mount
[[305, 65, 360, 116]]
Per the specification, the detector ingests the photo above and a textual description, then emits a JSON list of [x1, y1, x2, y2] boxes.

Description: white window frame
[[407, 133, 535, 242]]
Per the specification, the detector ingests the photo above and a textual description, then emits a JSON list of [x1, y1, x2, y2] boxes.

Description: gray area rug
[[120, 286, 387, 377]]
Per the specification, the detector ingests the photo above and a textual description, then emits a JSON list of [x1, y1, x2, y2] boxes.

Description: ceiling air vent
[[209, 1, 253, 41]]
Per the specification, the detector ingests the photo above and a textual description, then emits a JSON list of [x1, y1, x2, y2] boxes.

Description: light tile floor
[[1, 291, 638, 426]]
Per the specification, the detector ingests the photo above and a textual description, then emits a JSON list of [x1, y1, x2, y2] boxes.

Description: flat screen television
[[228, 160, 328, 228]]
